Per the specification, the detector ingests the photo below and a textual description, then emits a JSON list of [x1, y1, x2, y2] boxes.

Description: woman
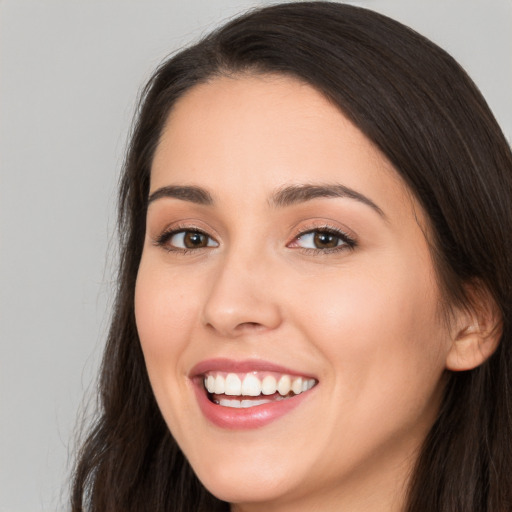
[[71, 2, 512, 511]]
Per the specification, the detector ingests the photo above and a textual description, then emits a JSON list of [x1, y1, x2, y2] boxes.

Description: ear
[[445, 282, 502, 372]]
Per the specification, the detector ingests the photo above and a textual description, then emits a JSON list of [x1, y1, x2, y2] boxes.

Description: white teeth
[[261, 375, 277, 395], [277, 375, 292, 396], [218, 398, 242, 408], [216, 397, 286, 408], [241, 399, 267, 408], [225, 373, 242, 395], [291, 377, 303, 395], [214, 374, 225, 394], [241, 374, 262, 396], [203, 371, 317, 403], [206, 375, 215, 393]]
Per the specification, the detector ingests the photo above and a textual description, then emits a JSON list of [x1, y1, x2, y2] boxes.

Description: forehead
[[151, 73, 417, 221]]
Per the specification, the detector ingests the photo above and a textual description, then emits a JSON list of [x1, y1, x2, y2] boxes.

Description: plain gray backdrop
[[1, 1, 510, 510]]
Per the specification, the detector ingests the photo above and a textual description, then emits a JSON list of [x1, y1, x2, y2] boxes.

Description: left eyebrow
[[270, 183, 386, 218]]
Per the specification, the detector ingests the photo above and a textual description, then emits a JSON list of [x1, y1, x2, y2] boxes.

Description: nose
[[201, 250, 283, 338]]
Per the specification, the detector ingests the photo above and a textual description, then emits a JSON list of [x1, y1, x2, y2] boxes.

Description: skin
[[135, 74, 461, 512]]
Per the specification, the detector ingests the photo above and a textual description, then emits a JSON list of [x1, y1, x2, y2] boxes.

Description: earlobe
[[445, 285, 502, 372]]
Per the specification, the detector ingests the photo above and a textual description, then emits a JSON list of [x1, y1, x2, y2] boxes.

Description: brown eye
[[289, 228, 356, 252], [159, 229, 219, 251], [183, 231, 209, 248], [313, 231, 339, 249]]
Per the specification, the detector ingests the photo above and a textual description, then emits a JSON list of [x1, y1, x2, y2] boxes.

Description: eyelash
[[153, 224, 357, 255], [289, 224, 357, 255], [153, 225, 217, 254]]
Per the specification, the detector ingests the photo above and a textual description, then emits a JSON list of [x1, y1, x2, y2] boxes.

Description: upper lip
[[189, 358, 317, 379]]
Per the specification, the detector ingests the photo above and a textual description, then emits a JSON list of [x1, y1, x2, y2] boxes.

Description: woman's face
[[135, 75, 453, 511]]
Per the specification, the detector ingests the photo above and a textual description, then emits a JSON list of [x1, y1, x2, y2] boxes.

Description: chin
[[191, 453, 298, 506]]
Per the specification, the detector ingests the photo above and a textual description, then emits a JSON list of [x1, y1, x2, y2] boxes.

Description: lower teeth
[[213, 395, 288, 408]]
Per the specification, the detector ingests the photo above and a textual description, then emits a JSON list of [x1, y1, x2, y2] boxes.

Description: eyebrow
[[148, 185, 213, 206], [270, 184, 385, 218], [147, 183, 385, 218]]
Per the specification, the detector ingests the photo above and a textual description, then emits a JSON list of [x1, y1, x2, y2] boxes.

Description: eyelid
[[287, 223, 357, 252], [152, 223, 219, 252], [150, 219, 357, 254]]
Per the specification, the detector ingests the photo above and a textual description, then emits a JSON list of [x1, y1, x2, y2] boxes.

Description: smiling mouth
[[203, 371, 317, 409]]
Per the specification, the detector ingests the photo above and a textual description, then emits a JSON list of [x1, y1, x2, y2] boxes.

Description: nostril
[[235, 322, 266, 332]]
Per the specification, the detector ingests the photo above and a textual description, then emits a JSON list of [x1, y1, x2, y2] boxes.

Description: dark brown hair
[[71, 3, 512, 511]]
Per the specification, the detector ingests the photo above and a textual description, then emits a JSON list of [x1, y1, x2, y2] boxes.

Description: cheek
[[294, 260, 447, 403], [296, 263, 437, 339], [134, 260, 199, 372], [134, 259, 206, 443], [293, 266, 448, 470]]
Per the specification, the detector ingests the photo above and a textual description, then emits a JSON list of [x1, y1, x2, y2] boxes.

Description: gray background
[[1, 1, 510, 510]]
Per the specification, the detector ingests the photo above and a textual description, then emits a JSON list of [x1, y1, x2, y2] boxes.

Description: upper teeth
[[203, 372, 316, 397]]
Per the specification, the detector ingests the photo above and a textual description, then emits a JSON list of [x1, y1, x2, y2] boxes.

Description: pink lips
[[190, 358, 317, 430]]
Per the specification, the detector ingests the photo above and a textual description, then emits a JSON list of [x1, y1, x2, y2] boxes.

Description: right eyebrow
[[147, 185, 213, 206]]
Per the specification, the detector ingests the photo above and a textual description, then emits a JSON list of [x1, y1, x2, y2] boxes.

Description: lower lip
[[193, 381, 314, 430]]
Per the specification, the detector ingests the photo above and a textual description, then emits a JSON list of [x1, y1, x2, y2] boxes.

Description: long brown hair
[[71, 3, 512, 511]]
